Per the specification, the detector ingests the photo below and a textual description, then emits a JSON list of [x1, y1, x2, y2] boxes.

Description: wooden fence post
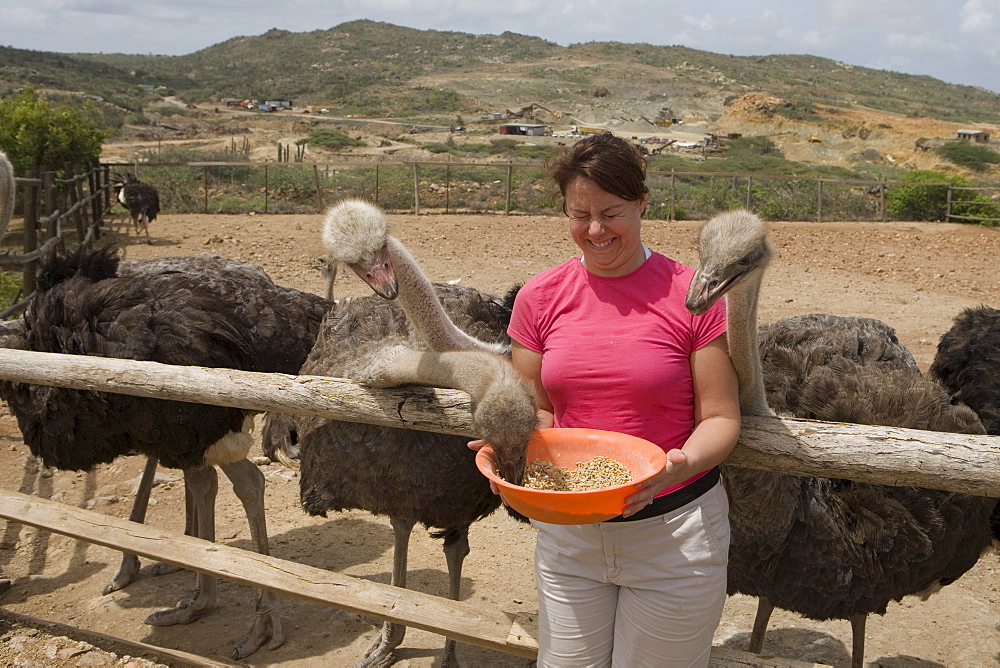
[[66, 165, 86, 244], [42, 171, 58, 242], [412, 163, 420, 215], [22, 171, 38, 296], [313, 164, 324, 212], [264, 164, 269, 214], [203, 165, 209, 214], [746, 176, 753, 209], [817, 179, 823, 223], [670, 169, 676, 221], [506, 163, 513, 215], [880, 179, 887, 222], [445, 163, 451, 214], [374, 165, 380, 206], [946, 184, 953, 222], [87, 164, 101, 240]]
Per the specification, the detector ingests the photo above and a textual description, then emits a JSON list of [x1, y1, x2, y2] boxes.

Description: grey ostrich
[[685, 210, 994, 667], [114, 173, 160, 243], [0, 150, 12, 242], [930, 305, 1000, 541], [286, 200, 535, 667], [0, 244, 330, 660]]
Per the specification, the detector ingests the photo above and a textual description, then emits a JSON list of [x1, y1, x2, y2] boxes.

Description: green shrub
[[309, 128, 365, 148], [885, 170, 976, 221], [0, 271, 22, 311], [0, 87, 105, 173], [937, 140, 1000, 172]]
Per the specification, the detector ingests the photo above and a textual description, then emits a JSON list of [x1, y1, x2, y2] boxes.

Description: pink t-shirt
[[508, 252, 727, 495]]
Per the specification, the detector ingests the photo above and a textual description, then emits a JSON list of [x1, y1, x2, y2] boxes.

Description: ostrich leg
[[103, 456, 159, 594], [220, 458, 285, 659], [439, 528, 471, 668], [747, 596, 774, 654], [145, 465, 219, 626], [103, 456, 186, 595], [849, 614, 867, 668], [360, 516, 416, 668]]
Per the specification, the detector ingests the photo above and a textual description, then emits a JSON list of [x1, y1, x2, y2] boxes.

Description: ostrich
[[0, 150, 12, 242], [285, 200, 535, 667], [114, 173, 160, 243], [0, 246, 330, 660], [930, 305, 1000, 541], [684, 210, 994, 667]]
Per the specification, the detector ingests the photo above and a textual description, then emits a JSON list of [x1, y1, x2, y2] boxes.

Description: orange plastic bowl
[[475, 427, 667, 525]]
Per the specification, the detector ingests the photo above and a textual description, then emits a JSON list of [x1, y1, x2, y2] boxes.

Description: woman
[[478, 132, 740, 666]]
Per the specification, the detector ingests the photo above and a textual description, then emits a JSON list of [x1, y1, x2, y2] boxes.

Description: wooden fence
[[946, 184, 1000, 224], [0, 348, 996, 664], [0, 162, 114, 316]]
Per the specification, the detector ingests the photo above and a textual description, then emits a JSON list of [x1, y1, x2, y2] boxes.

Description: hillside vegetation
[[2, 19, 998, 124]]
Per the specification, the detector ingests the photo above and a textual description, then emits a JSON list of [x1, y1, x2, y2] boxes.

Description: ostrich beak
[[495, 447, 526, 487], [350, 247, 398, 299], [686, 270, 732, 315]]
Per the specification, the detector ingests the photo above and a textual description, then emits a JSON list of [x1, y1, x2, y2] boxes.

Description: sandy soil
[[0, 211, 997, 667]]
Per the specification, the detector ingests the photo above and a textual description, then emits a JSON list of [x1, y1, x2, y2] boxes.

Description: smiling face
[[565, 176, 648, 277]]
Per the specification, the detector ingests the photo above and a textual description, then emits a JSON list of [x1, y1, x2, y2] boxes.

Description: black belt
[[605, 467, 720, 523]]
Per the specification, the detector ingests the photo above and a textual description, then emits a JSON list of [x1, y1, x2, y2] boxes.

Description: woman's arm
[[623, 334, 740, 516]]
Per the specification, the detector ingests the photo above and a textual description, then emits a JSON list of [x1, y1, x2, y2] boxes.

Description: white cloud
[[960, 0, 996, 33]]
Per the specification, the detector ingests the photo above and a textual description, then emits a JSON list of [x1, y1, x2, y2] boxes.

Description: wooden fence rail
[[0, 347, 997, 496]]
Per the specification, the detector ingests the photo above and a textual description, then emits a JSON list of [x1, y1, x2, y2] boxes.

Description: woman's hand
[[467, 439, 501, 496], [621, 448, 688, 517]]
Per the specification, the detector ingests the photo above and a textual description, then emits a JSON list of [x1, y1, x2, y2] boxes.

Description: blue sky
[[3, 1, 1000, 93]]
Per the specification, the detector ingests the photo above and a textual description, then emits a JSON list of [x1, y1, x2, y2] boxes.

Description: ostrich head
[[685, 209, 773, 315], [321, 199, 398, 299], [685, 209, 775, 415]]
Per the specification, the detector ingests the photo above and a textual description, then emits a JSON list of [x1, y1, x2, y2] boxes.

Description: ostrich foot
[[149, 562, 183, 576], [103, 553, 141, 594], [143, 594, 213, 626], [230, 603, 284, 660], [104, 556, 184, 595], [357, 622, 405, 668]]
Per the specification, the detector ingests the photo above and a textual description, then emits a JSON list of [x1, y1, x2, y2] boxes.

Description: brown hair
[[547, 132, 648, 205]]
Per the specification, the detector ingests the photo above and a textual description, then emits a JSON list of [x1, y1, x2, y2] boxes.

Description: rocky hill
[[5, 20, 1000, 175]]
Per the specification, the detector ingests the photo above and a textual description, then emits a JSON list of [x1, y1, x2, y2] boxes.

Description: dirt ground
[[0, 211, 997, 667]]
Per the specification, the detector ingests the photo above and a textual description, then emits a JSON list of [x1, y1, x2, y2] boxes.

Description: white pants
[[532, 481, 730, 668]]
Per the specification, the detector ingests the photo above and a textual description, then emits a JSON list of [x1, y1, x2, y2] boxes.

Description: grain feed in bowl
[[522, 456, 633, 491]]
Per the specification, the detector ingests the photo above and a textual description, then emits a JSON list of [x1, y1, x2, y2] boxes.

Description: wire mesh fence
[[107, 160, 999, 224]]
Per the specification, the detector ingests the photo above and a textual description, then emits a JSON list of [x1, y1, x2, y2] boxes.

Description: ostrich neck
[[722, 268, 803, 536], [386, 236, 486, 353], [727, 271, 773, 417], [0, 157, 13, 242]]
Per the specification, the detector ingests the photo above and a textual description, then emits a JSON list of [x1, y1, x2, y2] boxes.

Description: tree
[[0, 88, 105, 175]]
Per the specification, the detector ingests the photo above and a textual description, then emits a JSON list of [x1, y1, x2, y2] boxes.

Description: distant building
[[498, 123, 547, 136], [956, 129, 990, 142], [264, 99, 293, 109]]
